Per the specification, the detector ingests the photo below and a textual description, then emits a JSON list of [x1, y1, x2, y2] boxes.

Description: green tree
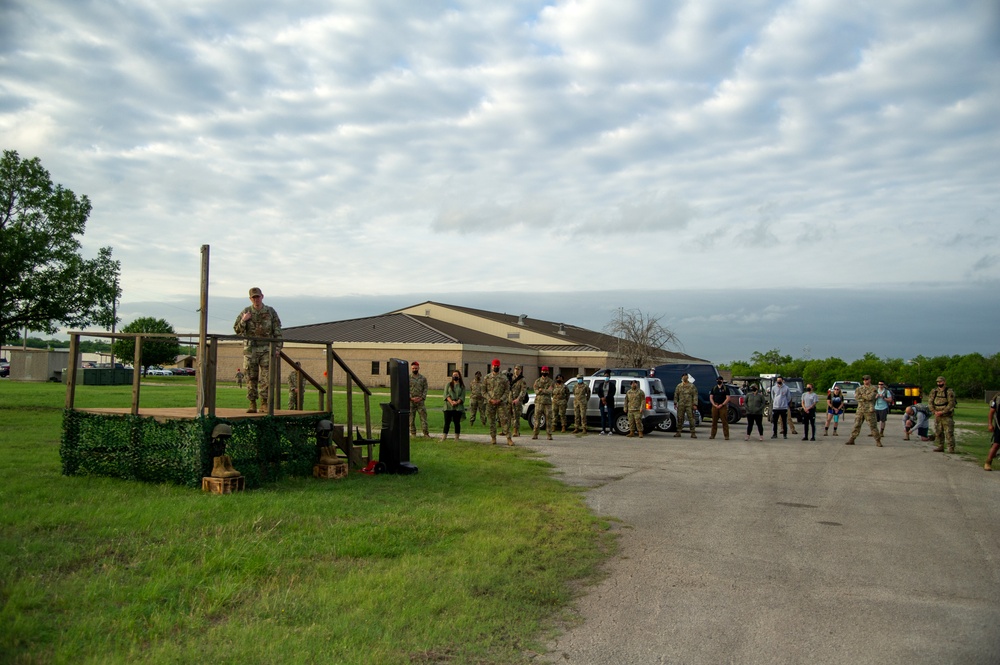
[[0, 150, 121, 347], [112, 318, 180, 373]]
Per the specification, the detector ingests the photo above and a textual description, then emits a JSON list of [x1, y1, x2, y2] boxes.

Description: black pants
[[746, 414, 764, 436], [443, 410, 462, 436], [802, 410, 816, 439], [772, 409, 788, 436]]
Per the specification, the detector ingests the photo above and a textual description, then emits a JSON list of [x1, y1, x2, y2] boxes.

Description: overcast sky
[[3, 1, 998, 362]]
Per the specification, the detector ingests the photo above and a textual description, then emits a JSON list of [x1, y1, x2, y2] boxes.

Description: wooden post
[[295, 362, 303, 410], [346, 373, 354, 464], [268, 341, 276, 415], [196, 245, 210, 413], [326, 344, 334, 414], [206, 336, 218, 417], [131, 336, 143, 415], [65, 333, 80, 410], [364, 393, 372, 439]]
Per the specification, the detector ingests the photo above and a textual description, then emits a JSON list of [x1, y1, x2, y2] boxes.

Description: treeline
[[720, 350, 1000, 400]]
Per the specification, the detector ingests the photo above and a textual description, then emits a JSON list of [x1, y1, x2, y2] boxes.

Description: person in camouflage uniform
[[928, 375, 957, 453], [287, 368, 300, 410], [846, 375, 881, 446], [233, 287, 282, 413], [673, 373, 698, 438], [552, 374, 570, 432], [532, 366, 556, 440], [408, 361, 430, 437], [484, 359, 513, 445], [468, 371, 485, 425], [509, 365, 528, 437], [573, 374, 591, 434], [625, 380, 646, 438]]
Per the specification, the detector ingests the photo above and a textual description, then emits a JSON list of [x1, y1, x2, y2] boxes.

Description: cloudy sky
[[3, 0, 998, 362]]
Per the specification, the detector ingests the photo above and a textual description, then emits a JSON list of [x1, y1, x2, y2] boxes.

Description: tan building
[[216, 301, 705, 391]]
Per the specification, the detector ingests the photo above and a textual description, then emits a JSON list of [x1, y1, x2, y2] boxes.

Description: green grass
[[0, 381, 613, 664]]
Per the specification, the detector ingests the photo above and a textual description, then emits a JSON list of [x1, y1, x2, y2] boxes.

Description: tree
[[112, 318, 180, 372], [604, 308, 681, 367], [0, 150, 121, 347]]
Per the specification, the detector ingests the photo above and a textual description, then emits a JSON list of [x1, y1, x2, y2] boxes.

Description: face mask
[[452, 376, 460, 381]]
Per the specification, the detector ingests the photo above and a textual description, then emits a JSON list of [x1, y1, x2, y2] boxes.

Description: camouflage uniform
[[847, 382, 881, 445], [532, 375, 555, 439], [552, 381, 570, 431], [484, 369, 513, 444], [625, 385, 646, 437], [409, 370, 430, 437], [928, 382, 957, 452], [468, 375, 486, 425], [573, 381, 591, 434], [674, 380, 698, 438], [287, 369, 299, 410], [233, 300, 282, 409], [509, 370, 528, 436]]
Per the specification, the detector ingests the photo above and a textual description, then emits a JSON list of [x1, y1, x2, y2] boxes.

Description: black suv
[[650, 363, 724, 419]]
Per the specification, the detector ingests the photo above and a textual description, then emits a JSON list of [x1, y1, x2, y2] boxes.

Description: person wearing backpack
[[928, 376, 957, 453], [912, 400, 932, 441]]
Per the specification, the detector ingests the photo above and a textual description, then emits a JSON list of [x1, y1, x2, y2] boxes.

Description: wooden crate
[[313, 462, 348, 479], [201, 475, 246, 494]]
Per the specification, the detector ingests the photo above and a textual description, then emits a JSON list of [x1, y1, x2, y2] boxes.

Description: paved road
[[504, 414, 1000, 664]]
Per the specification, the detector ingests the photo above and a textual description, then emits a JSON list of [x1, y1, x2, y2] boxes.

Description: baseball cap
[[411, 361, 419, 367], [248, 287, 263, 297], [541, 366, 549, 372], [491, 359, 501, 367]]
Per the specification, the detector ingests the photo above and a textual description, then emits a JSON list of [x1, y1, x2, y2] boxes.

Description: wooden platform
[[74, 407, 329, 423]]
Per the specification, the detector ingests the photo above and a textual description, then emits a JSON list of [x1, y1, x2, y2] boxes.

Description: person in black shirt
[[709, 377, 730, 440], [599, 370, 617, 435]]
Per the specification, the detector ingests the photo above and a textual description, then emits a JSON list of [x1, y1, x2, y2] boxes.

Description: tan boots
[[211, 455, 241, 478]]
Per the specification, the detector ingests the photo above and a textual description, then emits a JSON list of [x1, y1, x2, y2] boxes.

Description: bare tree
[[604, 308, 682, 368]]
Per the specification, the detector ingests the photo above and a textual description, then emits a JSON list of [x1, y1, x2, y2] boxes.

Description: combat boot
[[222, 455, 241, 476], [985, 461, 992, 471], [638, 432, 644, 438], [490, 435, 497, 445], [932, 445, 944, 452], [246, 400, 258, 414], [673, 432, 681, 438], [875, 439, 883, 447], [261, 400, 269, 413], [211, 456, 228, 478], [319, 446, 338, 465], [561, 425, 567, 433], [507, 435, 514, 446], [947, 446, 955, 454], [845, 438, 855, 445]]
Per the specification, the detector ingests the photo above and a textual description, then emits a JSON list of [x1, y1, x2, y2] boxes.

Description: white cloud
[[1, 0, 997, 307]]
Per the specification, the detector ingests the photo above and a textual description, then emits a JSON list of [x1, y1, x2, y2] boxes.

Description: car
[[146, 367, 172, 376], [829, 381, 860, 411], [522, 372, 670, 435], [0, 362, 9, 378], [656, 399, 704, 432], [726, 384, 747, 424], [170, 367, 187, 375]]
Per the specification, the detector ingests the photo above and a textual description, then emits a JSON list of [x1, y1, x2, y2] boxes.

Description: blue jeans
[[600, 401, 613, 432]]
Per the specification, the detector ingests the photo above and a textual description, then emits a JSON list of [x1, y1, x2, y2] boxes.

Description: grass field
[[0, 380, 613, 664]]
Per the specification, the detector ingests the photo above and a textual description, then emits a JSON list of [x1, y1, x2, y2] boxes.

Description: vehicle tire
[[727, 407, 740, 424], [763, 404, 771, 420], [613, 412, 629, 435], [658, 413, 676, 432], [527, 406, 544, 430]]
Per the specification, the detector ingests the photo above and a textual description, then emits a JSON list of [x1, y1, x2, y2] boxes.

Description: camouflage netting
[[61, 411, 326, 489]]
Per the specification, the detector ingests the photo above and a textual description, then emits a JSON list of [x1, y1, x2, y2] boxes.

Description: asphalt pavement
[[485, 413, 1000, 664]]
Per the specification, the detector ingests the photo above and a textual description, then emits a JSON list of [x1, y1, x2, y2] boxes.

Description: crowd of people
[[228, 291, 996, 470]]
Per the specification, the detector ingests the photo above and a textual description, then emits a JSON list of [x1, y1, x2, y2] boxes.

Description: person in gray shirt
[[771, 376, 791, 439], [800, 384, 820, 441]]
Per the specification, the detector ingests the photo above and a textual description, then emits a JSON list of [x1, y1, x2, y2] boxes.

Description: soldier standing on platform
[[468, 371, 485, 425], [573, 375, 591, 434], [674, 373, 698, 438], [509, 365, 528, 437], [233, 287, 282, 413], [532, 366, 555, 440], [408, 361, 430, 437], [485, 359, 513, 445], [552, 374, 570, 432], [846, 375, 882, 447], [625, 380, 646, 438], [928, 375, 957, 453]]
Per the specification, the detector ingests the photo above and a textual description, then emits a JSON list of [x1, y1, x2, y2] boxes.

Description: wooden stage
[[74, 407, 330, 423]]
